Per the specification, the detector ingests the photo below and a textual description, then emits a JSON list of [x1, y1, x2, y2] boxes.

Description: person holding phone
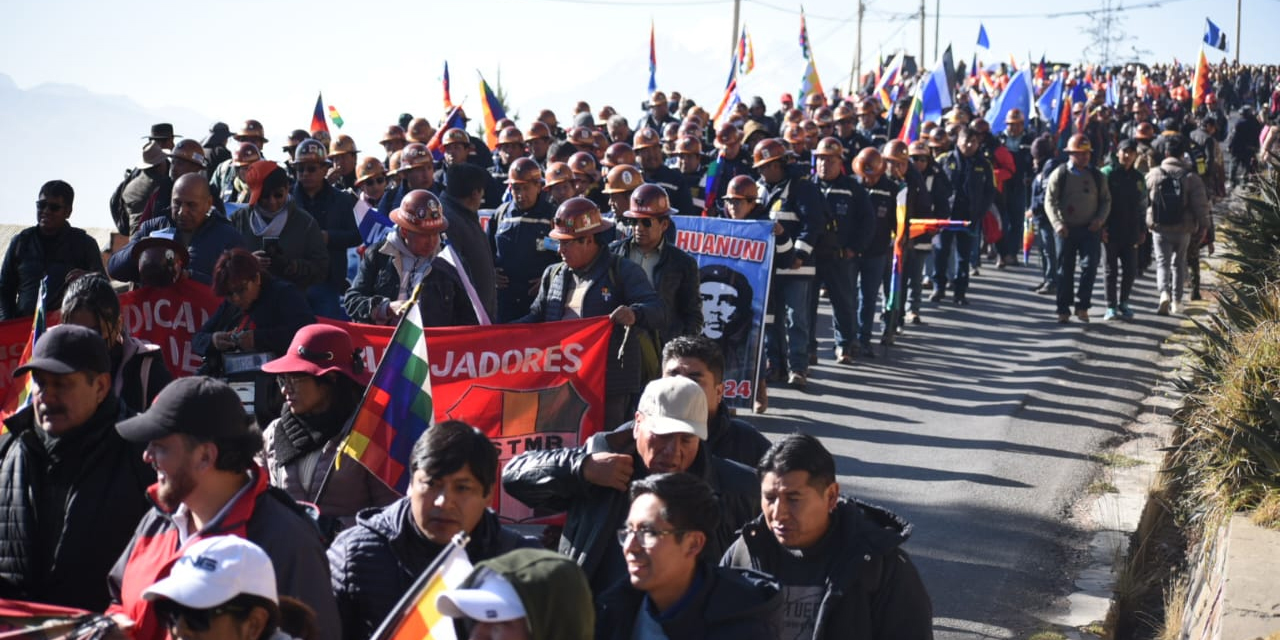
[[228, 160, 329, 292]]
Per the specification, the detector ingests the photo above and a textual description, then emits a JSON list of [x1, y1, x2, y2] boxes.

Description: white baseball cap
[[436, 571, 527, 623], [142, 536, 277, 609], [636, 376, 708, 440]]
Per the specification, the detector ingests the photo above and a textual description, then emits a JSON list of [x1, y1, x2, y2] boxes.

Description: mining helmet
[[390, 190, 447, 235], [602, 164, 642, 194], [550, 197, 614, 240], [752, 138, 789, 168], [625, 183, 677, 218], [506, 157, 543, 185]]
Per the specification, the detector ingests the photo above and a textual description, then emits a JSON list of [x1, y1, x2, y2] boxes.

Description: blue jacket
[[643, 164, 698, 216], [488, 198, 560, 322], [759, 174, 828, 276], [860, 175, 903, 258], [940, 150, 997, 222], [108, 214, 245, 285], [517, 250, 664, 395], [292, 184, 360, 289], [813, 174, 875, 256]]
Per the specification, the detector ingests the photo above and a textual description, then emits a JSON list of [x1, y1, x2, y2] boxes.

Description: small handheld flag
[[0, 277, 48, 426], [311, 93, 328, 134], [327, 105, 344, 129], [799, 6, 812, 60], [477, 72, 507, 150], [1203, 18, 1228, 52], [443, 61, 453, 110], [368, 532, 472, 640], [977, 24, 990, 49], [648, 20, 657, 95], [1192, 47, 1211, 108]]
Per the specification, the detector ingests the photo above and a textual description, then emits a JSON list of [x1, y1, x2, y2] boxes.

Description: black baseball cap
[[13, 325, 111, 377], [116, 376, 251, 443]]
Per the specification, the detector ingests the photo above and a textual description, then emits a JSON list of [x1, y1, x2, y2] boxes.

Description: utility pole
[[1235, 0, 1242, 63], [731, 0, 741, 59], [919, 0, 926, 68], [849, 1, 865, 95]]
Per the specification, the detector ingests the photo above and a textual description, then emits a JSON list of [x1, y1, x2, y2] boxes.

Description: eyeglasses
[[155, 601, 249, 633], [622, 217, 657, 228], [35, 200, 64, 213], [277, 373, 311, 389], [720, 197, 750, 204], [617, 527, 683, 548]]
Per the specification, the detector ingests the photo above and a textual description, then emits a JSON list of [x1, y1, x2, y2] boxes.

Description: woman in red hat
[[259, 324, 397, 534]]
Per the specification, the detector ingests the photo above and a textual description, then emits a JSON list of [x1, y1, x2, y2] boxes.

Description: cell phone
[[539, 236, 559, 252], [262, 237, 281, 253]]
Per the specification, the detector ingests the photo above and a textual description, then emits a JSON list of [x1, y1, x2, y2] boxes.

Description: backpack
[[1151, 169, 1187, 226], [109, 167, 144, 235], [1185, 138, 1210, 177]]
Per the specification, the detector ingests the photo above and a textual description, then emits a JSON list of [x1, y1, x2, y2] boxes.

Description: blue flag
[[920, 54, 953, 122], [977, 24, 990, 49], [987, 68, 1032, 135], [1203, 18, 1228, 51], [1036, 75, 1065, 127]]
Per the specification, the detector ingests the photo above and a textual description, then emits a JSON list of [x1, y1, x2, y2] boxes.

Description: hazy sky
[[2, 0, 1276, 230]]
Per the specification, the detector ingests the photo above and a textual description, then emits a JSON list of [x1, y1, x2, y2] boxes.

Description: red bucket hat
[[261, 324, 372, 386]]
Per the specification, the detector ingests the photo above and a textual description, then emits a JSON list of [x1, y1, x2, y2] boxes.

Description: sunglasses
[[622, 217, 659, 228], [155, 601, 249, 633], [363, 175, 387, 186], [35, 200, 64, 213]]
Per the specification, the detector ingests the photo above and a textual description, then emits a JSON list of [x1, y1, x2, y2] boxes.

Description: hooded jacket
[[327, 498, 538, 640], [501, 425, 760, 594], [722, 497, 934, 640], [451, 548, 596, 640], [594, 562, 782, 640], [1145, 158, 1212, 236]]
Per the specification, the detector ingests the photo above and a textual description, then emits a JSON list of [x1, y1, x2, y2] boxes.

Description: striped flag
[[353, 199, 392, 247], [310, 93, 328, 134], [328, 105, 345, 129], [0, 278, 48, 428], [648, 20, 657, 95], [799, 6, 811, 59], [339, 299, 434, 493], [370, 533, 473, 640], [874, 52, 904, 111], [477, 73, 507, 151], [443, 61, 453, 110], [427, 107, 468, 162], [1192, 47, 1210, 108]]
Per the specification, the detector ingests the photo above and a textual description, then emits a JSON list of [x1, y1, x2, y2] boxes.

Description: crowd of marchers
[[2, 59, 1278, 640]]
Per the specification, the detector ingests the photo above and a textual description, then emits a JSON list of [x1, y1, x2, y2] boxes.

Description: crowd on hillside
[[0, 59, 1275, 640]]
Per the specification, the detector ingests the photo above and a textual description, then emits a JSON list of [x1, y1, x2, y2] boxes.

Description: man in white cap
[[503, 376, 760, 594], [141, 536, 295, 640], [437, 548, 595, 640]]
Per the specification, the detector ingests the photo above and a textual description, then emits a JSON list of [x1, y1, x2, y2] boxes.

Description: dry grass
[[1153, 575, 1190, 640], [1252, 489, 1280, 530]]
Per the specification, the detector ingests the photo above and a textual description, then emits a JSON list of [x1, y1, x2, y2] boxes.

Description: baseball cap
[[142, 536, 277, 608], [436, 570, 527, 623], [116, 376, 251, 443], [14, 325, 111, 377], [636, 376, 708, 439]]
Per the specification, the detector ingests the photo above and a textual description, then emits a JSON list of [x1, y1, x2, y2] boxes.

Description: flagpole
[[368, 531, 471, 640], [1235, 0, 1241, 63], [730, 0, 741, 61], [849, 0, 864, 95]]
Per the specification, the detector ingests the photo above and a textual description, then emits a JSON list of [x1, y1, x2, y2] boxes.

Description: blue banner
[[672, 216, 774, 409]]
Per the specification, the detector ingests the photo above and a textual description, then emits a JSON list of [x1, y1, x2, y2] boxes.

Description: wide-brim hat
[[138, 141, 167, 169], [261, 324, 371, 386], [145, 123, 178, 140]]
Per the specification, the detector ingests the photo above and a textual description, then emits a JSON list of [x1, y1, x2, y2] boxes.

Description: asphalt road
[[751, 258, 1184, 639]]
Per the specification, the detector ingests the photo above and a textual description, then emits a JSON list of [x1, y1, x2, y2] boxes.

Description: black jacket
[[707, 404, 772, 468], [643, 165, 698, 216], [759, 174, 829, 274], [291, 183, 360, 289], [609, 237, 701, 343], [502, 425, 761, 593], [440, 193, 498, 320], [595, 563, 781, 640], [192, 275, 316, 361], [940, 149, 997, 222], [722, 497, 934, 640], [342, 238, 479, 328], [813, 174, 875, 257], [0, 398, 154, 611], [0, 226, 105, 320], [326, 498, 538, 640], [1101, 163, 1148, 246]]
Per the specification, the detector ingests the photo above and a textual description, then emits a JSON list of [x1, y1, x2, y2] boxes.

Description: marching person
[[438, 549, 596, 640], [229, 161, 329, 292], [259, 325, 398, 533], [1100, 140, 1148, 321], [489, 158, 559, 323], [1, 180, 104, 319], [1145, 135, 1211, 316], [611, 184, 702, 347], [1045, 134, 1111, 323]]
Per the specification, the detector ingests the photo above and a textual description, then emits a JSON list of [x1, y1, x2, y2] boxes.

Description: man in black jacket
[[503, 376, 761, 594], [0, 325, 154, 611], [595, 472, 780, 640], [290, 139, 360, 320], [722, 433, 933, 640], [327, 421, 538, 640], [610, 184, 702, 346], [660, 336, 770, 467], [0, 180, 104, 319], [441, 164, 499, 321]]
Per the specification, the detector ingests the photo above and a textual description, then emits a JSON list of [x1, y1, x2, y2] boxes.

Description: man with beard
[[0, 325, 153, 610], [106, 376, 339, 640]]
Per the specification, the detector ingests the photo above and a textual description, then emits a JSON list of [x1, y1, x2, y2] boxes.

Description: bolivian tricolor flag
[[370, 533, 473, 640]]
